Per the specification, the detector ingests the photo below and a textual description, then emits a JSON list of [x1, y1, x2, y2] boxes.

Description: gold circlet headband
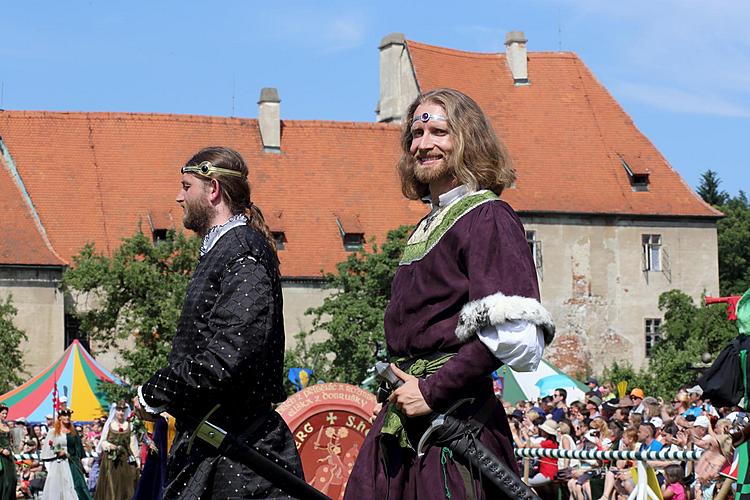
[[181, 161, 244, 178]]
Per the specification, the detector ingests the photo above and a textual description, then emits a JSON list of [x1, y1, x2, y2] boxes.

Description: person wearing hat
[[630, 388, 645, 414], [586, 394, 603, 419], [40, 408, 91, 500], [524, 418, 559, 488], [690, 415, 713, 453]]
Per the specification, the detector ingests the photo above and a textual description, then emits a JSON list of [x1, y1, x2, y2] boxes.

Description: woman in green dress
[[94, 402, 139, 500], [0, 405, 17, 500]]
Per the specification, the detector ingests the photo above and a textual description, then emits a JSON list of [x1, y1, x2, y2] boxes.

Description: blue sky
[[3, 1, 748, 197]]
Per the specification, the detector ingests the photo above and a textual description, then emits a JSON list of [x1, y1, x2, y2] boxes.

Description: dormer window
[[618, 153, 650, 192], [335, 214, 365, 251], [272, 231, 286, 250], [147, 210, 173, 244], [267, 211, 286, 250]]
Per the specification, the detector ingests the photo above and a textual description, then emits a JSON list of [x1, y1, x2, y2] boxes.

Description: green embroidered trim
[[441, 446, 454, 499], [400, 190, 498, 265]]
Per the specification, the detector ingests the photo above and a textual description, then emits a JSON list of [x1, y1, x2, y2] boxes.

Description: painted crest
[[277, 383, 377, 499]]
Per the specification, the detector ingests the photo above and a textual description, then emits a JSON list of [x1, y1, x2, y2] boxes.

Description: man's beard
[[413, 155, 453, 185], [183, 197, 213, 236]]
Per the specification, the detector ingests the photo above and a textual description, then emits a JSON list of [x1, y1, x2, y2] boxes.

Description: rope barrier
[[12, 451, 99, 461], [514, 447, 702, 462]]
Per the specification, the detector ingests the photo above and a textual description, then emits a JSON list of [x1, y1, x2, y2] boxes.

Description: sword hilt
[[374, 361, 404, 389]]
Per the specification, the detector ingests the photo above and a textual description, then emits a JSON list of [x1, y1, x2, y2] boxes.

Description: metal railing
[[514, 447, 704, 500]]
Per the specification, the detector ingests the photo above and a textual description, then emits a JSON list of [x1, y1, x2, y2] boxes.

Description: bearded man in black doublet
[[135, 146, 303, 499]]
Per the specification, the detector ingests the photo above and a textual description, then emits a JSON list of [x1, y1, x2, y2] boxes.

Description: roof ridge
[[406, 39, 504, 58], [282, 120, 399, 130], [0, 110, 401, 131], [406, 39, 578, 60], [0, 110, 258, 125]]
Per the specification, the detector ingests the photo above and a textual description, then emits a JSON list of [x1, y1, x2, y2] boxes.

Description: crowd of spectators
[[505, 380, 741, 500], [4, 413, 107, 499], [2, 402, 146, 499]]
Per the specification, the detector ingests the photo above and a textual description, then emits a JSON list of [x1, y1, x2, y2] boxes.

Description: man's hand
[[132, 396, 159, 422], [387, 364, 432, 417]]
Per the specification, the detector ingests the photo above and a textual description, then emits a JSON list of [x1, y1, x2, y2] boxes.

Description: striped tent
[[494, 359, 589, 404], [0, 340, 125, 422]]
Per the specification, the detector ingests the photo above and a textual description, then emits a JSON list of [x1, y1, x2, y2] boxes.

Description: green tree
[[63, 230, 200, 399], [717, 193, 750, 295], [600, 362, 654, 398], [285, 226, 411, 387], [697, 169, 729, 206], [0, 295, 28, 393], [598, 290, 738, 399], [647, 290, 737, 398]]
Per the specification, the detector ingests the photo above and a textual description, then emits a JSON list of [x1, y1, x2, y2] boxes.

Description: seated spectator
[[551, 388, 568, 422], [661, 463, 686, 500], [638, 422, 663, 452], [630, 388, 645, 414], [598, 426, 639, 500], [525, 419, 558, 488], [567, 429, 604, 500], [599, 381, 616, 402]]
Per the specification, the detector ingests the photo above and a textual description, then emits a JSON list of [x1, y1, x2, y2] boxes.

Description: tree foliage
[[600, 290, 738, 399], [285, 226, 411, 387], [717, 193, 750, 295], [695, 170, 750, 295], [63, 230, 200, 399], [696, 169, 729, 207], [0, 296, 28, 393]]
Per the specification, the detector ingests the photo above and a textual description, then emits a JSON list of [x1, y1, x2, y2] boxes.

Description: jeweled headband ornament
[[181, 161, 244, 178], [412, 112, 448, 124], [58, 409, 73, 416]]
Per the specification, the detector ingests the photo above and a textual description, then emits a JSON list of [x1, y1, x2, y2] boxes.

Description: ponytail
[[245, 202, 278, 261]]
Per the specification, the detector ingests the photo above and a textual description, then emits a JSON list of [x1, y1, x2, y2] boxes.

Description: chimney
[[377, 33, 419, 123], [504, 31, 529, 85], [258, 87, 281, 153]]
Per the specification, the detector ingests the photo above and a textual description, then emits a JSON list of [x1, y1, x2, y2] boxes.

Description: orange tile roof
[[0, 39, 720, 276], [0, 149, 64, 266], [406, 40, 721, 218], [0, 111, 424, 276]]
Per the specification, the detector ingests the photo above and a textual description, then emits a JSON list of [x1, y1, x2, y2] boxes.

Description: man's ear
[[208, 178, 222, 204]]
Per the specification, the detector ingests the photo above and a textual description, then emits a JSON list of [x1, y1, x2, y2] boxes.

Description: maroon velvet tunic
[[345, 195, 540, 499]]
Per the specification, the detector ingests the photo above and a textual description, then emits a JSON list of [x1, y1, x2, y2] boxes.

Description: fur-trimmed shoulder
[[455, 292, 555, 345]]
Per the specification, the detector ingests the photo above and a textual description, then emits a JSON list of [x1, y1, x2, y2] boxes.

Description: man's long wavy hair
[[184, 146, 277, 258], [397, 88, 516, 200]]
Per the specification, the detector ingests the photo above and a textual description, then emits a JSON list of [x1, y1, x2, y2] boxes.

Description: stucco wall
[[0, 266, 65, 377], [522, 215, 719, 374]]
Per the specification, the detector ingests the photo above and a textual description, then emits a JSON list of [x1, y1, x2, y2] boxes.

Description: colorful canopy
[[0, 340, 125, 422], [494, 359, 589, 405]]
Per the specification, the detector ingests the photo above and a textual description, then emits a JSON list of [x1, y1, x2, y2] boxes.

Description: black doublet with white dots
[[141, 225, 302, 499]]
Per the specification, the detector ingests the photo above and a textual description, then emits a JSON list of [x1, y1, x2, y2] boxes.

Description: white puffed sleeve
[[476, 319, 545, 372]]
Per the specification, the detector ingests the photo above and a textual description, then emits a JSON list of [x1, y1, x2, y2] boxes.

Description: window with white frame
[[645, 318, 662, 357], [642, 234, 662, 272]]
